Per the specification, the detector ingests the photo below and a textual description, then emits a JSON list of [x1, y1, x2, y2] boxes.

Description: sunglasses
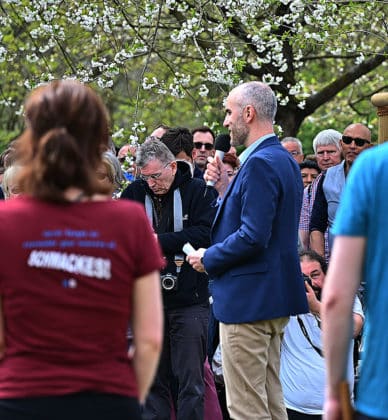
[[194, 142, 214, 151], [342, 136, 370, 147]]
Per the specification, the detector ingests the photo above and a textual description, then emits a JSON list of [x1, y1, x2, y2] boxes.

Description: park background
[[0, 0, 387, 153]]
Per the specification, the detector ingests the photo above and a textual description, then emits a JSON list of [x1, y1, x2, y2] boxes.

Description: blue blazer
[[204, 136, 308, 323]]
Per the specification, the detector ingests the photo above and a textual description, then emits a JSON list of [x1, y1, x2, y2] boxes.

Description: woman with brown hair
[[0, 80, 164, 420]]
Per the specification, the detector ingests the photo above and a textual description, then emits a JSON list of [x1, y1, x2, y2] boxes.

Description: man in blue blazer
[[188, 81, 308, 419]]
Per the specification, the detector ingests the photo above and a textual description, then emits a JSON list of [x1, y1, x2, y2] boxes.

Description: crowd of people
[[0, 78, 385, 420]]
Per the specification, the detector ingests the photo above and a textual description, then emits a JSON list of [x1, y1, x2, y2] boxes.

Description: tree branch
[[305, 44, 388, 114]]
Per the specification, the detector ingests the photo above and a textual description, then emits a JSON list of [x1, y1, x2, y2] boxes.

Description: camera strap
[[296, 315, 323, 357], [145, 189, 184, 273]]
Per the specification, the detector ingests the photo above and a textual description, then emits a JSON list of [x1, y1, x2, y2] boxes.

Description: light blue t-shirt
[[280, 297, 363, 415], [331, 142, 388, 419]]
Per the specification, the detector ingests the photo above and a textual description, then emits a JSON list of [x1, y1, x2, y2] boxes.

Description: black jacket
[[121, 161, 217, 309]]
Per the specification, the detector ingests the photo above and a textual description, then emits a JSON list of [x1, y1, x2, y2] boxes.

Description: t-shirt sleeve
[[352, 295, 364, 319], [331, 153, 370, 237]]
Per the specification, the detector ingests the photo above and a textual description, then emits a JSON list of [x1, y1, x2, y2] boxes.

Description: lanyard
[[296, 315, 323, 357]]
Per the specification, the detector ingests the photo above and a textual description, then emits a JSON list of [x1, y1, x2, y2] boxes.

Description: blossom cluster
[[0, 0, 386, 139]]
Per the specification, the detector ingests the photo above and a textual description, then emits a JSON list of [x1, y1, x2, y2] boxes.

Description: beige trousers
[[220, 317, 289, 420]]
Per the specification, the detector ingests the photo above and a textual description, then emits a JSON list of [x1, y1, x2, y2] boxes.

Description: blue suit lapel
[[212, 136, 280, 228]]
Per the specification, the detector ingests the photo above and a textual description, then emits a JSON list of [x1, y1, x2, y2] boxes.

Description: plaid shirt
[[299, 172, 329, 261]]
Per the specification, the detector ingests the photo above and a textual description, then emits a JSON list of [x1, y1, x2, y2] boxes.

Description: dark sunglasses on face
[[194, 142, 214, 151], [342, 135, 370, 147]]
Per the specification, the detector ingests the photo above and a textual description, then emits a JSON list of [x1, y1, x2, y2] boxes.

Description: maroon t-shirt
[[0, 197, 164, 398]]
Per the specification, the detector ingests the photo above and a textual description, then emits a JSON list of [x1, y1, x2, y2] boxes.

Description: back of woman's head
[[17, 79, 110, 202]]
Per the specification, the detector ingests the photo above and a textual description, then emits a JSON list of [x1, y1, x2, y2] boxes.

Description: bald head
[[231, 81, 277, 123], [343, 123, 371, 142], [341, 123, 372, 170]]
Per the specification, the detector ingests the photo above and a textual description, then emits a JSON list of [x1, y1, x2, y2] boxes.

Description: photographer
[[121, 140, 216, 420], [280, 250, 364, 420]]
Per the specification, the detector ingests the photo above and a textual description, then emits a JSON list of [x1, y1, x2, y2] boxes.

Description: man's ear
[[171, 160, 178, 173], [244, 105, 255, 122]]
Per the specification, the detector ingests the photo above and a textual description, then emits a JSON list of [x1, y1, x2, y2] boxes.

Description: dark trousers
[[0, 392, 141, 420], [143, 303, 209, 420], [287, 408, 322, 420]]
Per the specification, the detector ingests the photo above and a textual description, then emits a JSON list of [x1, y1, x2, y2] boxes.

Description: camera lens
[[161, 274, 177, 291], [162, 277, 174, 290]]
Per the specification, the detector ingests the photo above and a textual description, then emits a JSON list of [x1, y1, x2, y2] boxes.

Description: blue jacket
[[204, 136, 308, 323]]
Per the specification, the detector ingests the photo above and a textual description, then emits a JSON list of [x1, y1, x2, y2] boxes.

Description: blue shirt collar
[[238, 133, 275, 165]]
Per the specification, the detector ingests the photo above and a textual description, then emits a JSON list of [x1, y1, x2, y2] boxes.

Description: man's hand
[[204, 155, 230, 198], [305, 281, 321, 316], [186, 248, 207, 273], [323, 395, 343, 420]]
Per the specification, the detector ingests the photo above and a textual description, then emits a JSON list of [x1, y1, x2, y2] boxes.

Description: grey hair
[[233, 81, 277, 122], [281, 136, 303, 154], [312, 129, 342, 154], [136, 140, 176, 168], [102, 151, 125, 188], [2, 164, 22, 199]]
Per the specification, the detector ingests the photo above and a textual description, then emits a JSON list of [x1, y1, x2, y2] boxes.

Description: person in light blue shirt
[[322, 142, 388, 420]]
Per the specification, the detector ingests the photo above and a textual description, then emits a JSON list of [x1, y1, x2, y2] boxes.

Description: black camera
[[303, 274, 321, 300], [161, 273, 178, 291], [303, 273, 312, 287]]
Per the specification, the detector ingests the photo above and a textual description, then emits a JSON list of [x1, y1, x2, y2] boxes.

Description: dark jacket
[[121, 161, 217, 309]]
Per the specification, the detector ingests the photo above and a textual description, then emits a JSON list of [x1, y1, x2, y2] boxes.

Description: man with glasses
[[281, 136, 305, 163], [121, 141, 216, 420], [310, 123, 371, 257], [280, 250, 363, 420], [191, 126, 215, 177]]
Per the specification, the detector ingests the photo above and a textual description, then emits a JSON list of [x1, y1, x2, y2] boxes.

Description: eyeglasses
[[194, 142, 214, 151], [342, 136, 370, 147], [139, 163, 170, 182]]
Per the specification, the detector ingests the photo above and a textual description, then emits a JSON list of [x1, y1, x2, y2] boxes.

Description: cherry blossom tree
[[0, 0, 387, 147]]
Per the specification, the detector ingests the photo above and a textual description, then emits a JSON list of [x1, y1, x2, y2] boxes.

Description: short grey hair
[[102, 151, 125, 188], [312, 129, 342, 154], [136, 140, 176, 168], [2, 164, 22, 198], [281, 136, 303, 154], [233, 81, 277, 122]]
